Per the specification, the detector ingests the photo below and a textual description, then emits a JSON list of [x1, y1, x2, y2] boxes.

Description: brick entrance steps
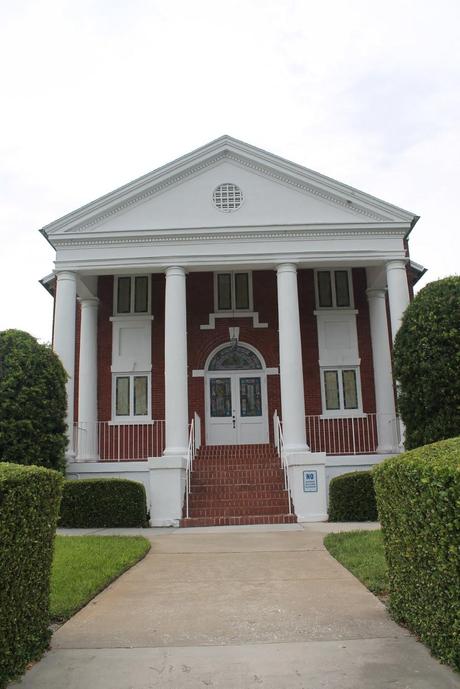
[[180, 444, 296, 527]]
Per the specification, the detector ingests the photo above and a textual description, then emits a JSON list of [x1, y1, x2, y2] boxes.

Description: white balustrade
[[73, 421, 165, 461], [304, 413, 399, 455]]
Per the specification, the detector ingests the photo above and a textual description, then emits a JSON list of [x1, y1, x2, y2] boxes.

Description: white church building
[[40, 136, 424, 526]]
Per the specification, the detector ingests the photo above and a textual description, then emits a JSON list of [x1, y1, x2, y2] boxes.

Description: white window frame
[[214, 271, 253, 313], [319, 365, 365, 418], [314, 268, 354, 310], [113, 275, 151, 316], [111, 372, 151, 424]]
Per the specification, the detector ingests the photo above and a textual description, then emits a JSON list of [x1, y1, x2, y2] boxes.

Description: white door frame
[[204, 342, 269, 446]]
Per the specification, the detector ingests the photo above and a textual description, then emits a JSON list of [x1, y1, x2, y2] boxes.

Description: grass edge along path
[[324, 529, 389, 598], [50, 535, 151, 622]]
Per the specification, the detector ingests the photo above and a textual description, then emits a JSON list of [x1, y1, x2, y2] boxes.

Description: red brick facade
[[83, 268, 377, 453], [97, 276, 114, 423], [353, 268, 376, 415], [187, 270, 281, 444]]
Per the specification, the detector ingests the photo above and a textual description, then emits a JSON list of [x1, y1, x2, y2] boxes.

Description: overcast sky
[[1, 0, 459, 342]]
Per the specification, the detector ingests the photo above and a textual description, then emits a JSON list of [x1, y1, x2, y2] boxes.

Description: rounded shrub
[[328, 470, 378, 521], [393, 275, 460, 449], [59, 478, 148, 528], [0, 330, 67, 472], [374, 437, 460, 670]]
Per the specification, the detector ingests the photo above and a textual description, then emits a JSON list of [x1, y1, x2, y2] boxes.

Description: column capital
[[165, 266, 186, 278], [55, 270, 77, 283], [366, 287, 387, 300], [386, 259, 407, 273], [276, 263, 297, 275], [386, 257, 410, 342], [78, 297, 99, 309]]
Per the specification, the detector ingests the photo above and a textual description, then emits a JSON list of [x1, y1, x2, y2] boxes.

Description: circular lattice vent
[[212, 183, 244, 213]]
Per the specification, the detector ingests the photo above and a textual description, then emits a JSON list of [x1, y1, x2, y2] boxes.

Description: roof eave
[[39, 273, 55, 296], [409, 259, 427, 285], [404, 214, 421, 239]]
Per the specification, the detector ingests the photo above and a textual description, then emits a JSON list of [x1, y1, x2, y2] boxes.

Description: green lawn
[[324, 529, 389, 596], [50, 535, 151, 621]]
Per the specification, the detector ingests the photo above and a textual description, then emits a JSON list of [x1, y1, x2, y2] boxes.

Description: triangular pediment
[[41, 136, 417, 239]]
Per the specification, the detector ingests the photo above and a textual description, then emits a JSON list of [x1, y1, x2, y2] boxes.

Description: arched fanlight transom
[[208, 344, 262, 371]]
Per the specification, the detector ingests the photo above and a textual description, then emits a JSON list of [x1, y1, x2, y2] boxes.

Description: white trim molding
[[192, 366, 278, 377], [200, 311, 268, 330]]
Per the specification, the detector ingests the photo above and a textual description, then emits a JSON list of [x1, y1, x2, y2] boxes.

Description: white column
[[386, 260, 410, 341], [53, 271, 77, 458], [77, 298, 99, 460], [386, 260, 411, 449], [366, 288, 398, 452], [164, 266, 188, 456], [276, 263, 309, 452]]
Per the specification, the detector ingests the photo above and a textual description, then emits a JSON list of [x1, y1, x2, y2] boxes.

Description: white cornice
[[40, 136, 418, 241], [54, 250, 408, 274], [51, 223, 408, 249]]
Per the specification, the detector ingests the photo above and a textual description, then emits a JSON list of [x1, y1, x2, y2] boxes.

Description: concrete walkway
[[15, 524, 460, 689]]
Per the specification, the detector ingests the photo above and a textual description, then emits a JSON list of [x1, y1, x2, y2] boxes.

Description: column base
[[297, 512, 329, 523], [286, 451, 328, 522], [163, 446, 188, 457], [283, 443, 310, 454], [148, 456, 187, 526], [375, 414, 401, 455], [398, 418, 406, 451], [65, 450, 76, 464], [75, 453, 100, 462], [376, 445, 400, 454]]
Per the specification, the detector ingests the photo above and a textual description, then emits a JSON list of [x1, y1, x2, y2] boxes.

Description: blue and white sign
[[303, 470, 318, 493]]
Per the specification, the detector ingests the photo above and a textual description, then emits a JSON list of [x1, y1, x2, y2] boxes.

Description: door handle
[[232, 415, 236, 429]]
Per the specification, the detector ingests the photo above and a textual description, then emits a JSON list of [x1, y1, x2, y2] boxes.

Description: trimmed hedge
[[0, 463, 63, 689], [59, 478, 148, 528], [373, 437, 460, 670], [328, 470, 378, 521]]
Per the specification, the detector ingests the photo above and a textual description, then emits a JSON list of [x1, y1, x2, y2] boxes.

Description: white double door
[[206, 371, 269, 445]]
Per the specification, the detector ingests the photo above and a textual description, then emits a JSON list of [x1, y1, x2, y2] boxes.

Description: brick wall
[[151, 274, 165, 419], [298, 269, 322, 415], [353, 268, 376, 414], [97, 276, 113, 422], [84, 268, 377, 450], [187, 270, 281, 442]]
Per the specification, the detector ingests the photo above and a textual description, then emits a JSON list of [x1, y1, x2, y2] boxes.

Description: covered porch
[[53, 257, 410, 466]]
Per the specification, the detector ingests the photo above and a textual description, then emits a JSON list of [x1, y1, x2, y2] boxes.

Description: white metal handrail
[[273, 410, 292, 515], [185, 417, 197, 519]]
